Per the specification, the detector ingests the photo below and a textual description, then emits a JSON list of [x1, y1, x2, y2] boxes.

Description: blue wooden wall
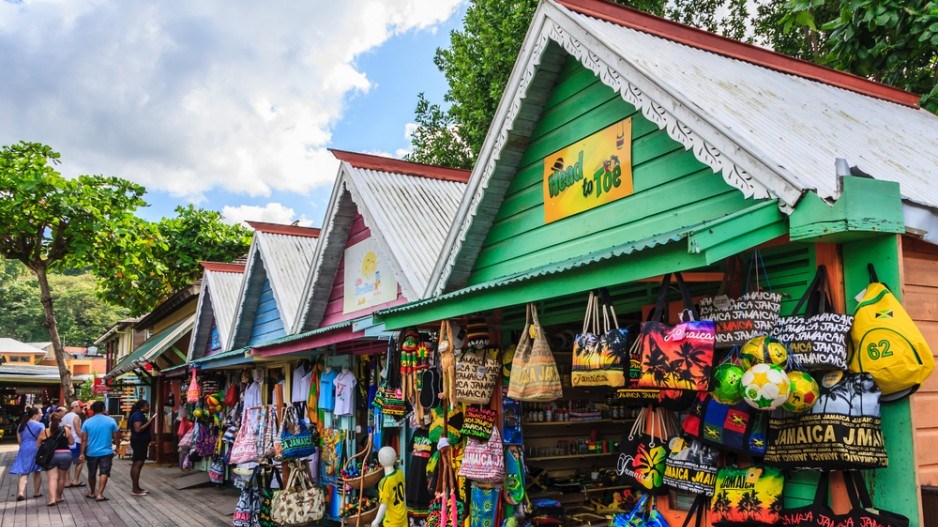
[[248, 276, 286, 346]]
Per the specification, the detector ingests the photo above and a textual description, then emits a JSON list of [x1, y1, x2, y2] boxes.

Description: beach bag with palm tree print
[[615, 406, 671, 495], [572, 290, 630, 387], [763, 371, 887, 470], [711, 466, 784, 527], [638, 273, 716, 391]]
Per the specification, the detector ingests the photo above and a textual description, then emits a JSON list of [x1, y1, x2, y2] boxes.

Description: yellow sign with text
[[542, 117, 633, 223]]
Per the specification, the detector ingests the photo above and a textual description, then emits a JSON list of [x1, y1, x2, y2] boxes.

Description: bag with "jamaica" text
[[764, 371, 887, 470]]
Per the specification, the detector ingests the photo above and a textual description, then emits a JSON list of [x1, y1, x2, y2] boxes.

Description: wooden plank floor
[[0, 443, 239, 526]]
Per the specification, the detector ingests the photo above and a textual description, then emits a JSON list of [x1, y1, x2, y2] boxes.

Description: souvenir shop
[[368, 1, 937, 526]]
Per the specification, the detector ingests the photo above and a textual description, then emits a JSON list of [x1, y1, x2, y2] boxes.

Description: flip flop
[[32, 493, 43, 498], [15, 496, 25, 502], [96, 497, 109, 502], [47, 503, 57, 507], [85, 493, 96, 499]]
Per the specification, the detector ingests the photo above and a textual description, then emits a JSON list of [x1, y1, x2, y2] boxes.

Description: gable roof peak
[[330, 149, 472, 183], [246, 221, 321, 238], [200, 261, 246, 273], [555, 0, 920, 107]]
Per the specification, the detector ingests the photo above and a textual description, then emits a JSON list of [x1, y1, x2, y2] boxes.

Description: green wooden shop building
[[377, 0, 938, 525]]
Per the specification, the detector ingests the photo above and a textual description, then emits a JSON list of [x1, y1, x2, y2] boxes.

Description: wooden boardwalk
[[0, 444, 239, 526]]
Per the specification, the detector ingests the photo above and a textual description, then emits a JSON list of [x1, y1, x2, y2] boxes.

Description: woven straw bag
[[507, 304, 562, 402]]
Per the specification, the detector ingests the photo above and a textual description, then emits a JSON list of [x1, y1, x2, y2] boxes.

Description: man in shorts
[[62, 400, 85, 488], [79, 401, 119, 502]]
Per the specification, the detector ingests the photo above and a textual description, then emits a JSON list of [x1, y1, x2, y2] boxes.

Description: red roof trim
[[200, 262, 246, 273], [556, 0, 921, 107], [330, 149, 472, 183], [246, 221, 321, 238]]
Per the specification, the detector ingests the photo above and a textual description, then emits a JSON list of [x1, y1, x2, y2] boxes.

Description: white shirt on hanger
[[332, 369, 357, 416], [291, 365, 311, 403]]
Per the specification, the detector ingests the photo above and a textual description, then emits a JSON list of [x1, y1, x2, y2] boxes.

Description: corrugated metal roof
[[251, 319, 354, 350], [569, 8, 938, 210], [192, 346, 250, 366], [427, 0, 938, 297], [0, 338, 47, 354], [293, 158, 468, 332], [206, 270, 244, 348], [106, 315, 194, 379], [349, 167, 466, 296], [381, 224, 690, 316], [256, 231, 318, 329]]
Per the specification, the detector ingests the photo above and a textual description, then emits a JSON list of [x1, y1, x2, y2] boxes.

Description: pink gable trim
[[252, 326, 365, 357]]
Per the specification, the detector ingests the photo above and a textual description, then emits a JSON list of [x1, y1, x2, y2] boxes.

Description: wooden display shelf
[[581, 485, 629, 493], [527, 452, 615, 462], [522, 419, 633, 427]]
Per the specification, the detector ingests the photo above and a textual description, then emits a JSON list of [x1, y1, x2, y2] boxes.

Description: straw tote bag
[[507, 303, 563, 402]]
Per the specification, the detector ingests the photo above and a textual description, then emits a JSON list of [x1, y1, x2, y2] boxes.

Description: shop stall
[[373, 1, 938, 526]]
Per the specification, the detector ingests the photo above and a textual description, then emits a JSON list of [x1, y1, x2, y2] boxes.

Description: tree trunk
[[34, 265, 74, 404]]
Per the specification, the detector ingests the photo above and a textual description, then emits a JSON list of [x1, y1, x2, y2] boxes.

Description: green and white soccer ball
[[740, 363, 791, 410]]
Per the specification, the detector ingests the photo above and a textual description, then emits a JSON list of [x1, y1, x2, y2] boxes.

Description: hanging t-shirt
[[243, 381, 262, 409], [291, 364, 311, 403], [378, 469, 407, 527], [319, 369, 338, 412], [407, 429, 435, 517], [333, 369, 357, 417]]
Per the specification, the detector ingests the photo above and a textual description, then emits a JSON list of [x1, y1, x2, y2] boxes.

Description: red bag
[[186, 369, 201, 404], [225, 384, 240, 407]]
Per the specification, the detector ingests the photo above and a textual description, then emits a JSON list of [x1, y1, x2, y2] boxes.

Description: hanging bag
[[598, 289, 631, 386], [663, 435, 719, 496], [615, 406, 670, 494], [612, 494, 670, 527], [209, 453, 227, 485], [229, 408, 259, 465], [849, 263, 935, 401], [772, 265, 853, 371], [764, 371, 887, 470], [682, 393, 767, 456], [638, 273, 716, 391], [700, 253, 783, 348], [233, 466, 261, 527], [258, 465, 284, 527], [572, 291, 602, 386], [459, 426, 505, 483], [844, 471, 910, 526], [271, 463, 325, 526], [187, 369, 201, 404], [508, 304, 563, 402], [711, 466, 784, 527], [454, 347, 500, 405], [460, 405, 497, 440], [280, 405, 318, 460]]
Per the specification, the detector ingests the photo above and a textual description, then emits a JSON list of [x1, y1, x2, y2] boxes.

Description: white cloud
[[0, 0, 464, 200], [222, 203, 314, 228]]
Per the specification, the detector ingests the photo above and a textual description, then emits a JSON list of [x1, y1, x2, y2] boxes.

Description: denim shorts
[[48, 451, 73, 471], [70, 444, 81, 461]]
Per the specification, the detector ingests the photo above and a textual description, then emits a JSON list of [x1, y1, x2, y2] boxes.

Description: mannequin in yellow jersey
[[373, 446, 406, 527]]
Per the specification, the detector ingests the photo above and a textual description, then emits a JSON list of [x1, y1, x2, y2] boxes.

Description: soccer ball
[[783, 371, 820, 413], [740, 363, 791, 410], [740, 336, 788, 369], [711, 363, 746, 404]]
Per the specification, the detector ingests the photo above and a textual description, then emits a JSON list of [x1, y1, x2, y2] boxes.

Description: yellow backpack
[[849, 265, 935, 401]]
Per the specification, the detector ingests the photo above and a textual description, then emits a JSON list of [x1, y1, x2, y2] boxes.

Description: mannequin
[[372, 446, 406, 527]]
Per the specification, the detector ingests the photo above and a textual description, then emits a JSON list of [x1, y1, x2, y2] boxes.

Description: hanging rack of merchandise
[[390, 250, 931, 527]]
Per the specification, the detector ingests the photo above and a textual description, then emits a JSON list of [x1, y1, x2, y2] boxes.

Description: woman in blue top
[[10, 408, 44, 502]]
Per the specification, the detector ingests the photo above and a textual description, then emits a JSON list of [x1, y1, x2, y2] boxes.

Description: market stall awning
[[106, 315, 195, 379], [191, 346, 252, 370], [250, 316, 394, 358], [377, 201, 786, 329], [0, 365, 93, 385]]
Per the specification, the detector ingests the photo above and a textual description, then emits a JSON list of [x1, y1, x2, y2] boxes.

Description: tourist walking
[[10, 408, 44, 502], [128, 399, 155, 496], [63, 400, 86, 488], [80, 400, 119, 502], [36, 410, 75, 506]]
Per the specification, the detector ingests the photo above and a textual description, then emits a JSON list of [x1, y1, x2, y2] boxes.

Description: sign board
[[92, 377, 108, 395], [542, 117, 633, 223], [343, 237, 398, 314]]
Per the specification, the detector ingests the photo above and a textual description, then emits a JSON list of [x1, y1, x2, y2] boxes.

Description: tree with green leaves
[[93, 205, 252, 315], [0, 267, 129, 346], [784, 0, 938, 112], [0, 142, 147, 402]]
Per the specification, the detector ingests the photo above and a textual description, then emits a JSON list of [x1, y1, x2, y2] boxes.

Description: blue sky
[[0, 0, 467, 228]]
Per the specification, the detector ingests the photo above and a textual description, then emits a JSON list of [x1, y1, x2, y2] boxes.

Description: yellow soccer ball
[[740, 336, 788, 369]]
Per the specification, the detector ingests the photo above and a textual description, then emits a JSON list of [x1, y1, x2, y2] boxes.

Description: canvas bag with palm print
[[638, 272, 716, 391], [615, 406, 671, 495], [763, 371, 887, 470], [711, 466, 784, 527]]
